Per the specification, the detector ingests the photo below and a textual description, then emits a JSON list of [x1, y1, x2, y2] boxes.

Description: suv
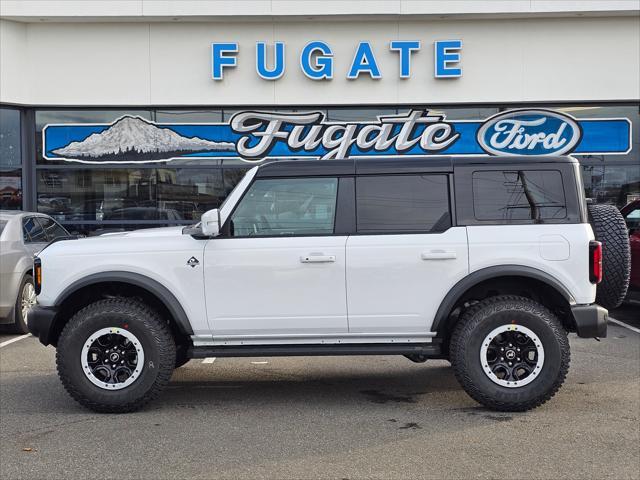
[[28, 156, 630, 413]]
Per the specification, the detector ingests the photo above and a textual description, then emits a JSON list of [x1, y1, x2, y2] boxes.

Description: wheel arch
[[50, 271, 193, 346], [432, 266, 575, 336]]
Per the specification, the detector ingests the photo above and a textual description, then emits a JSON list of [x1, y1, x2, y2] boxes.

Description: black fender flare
[[431, 265, 574, 333], [55, 271, 194, 335]]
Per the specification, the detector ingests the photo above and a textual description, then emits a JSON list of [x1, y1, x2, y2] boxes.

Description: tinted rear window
[[356, 174, 451, 233], [472, 170, 567, 222]]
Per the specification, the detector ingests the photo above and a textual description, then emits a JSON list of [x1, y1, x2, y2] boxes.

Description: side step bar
[[188, 343, 442, 359]]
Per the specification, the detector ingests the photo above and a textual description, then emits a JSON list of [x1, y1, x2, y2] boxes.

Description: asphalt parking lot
[[1, 315, 639, 480]]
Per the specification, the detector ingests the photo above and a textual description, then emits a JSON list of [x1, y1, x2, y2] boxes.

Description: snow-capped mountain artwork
[[50, 116, 235, 163]]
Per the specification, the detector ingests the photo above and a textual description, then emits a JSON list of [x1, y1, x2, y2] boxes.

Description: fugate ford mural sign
[[42, 109, 631, 164], [211, 40, 463, 80]]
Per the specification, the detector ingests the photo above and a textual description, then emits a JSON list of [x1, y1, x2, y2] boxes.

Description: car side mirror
[[201, 209, 221, 237]]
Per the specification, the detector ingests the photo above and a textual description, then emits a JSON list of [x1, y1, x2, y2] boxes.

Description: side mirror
[[201, 209, 221, 237]]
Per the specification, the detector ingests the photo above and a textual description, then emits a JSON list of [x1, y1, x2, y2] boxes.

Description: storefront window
[[30, 104, 639, 232], [0, 107, 22, 210], [571, 105, 640, 207]]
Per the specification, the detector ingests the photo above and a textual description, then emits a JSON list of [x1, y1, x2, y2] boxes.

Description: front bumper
[[27, 305, 58, 346], [571, 304, 608, 338]]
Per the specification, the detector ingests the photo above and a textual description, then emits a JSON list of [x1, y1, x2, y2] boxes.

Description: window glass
[[0, 219, 7, 237], [36, 169, 157, 222], [473, 170, 567, 221], [0, 108, 21, 168], [156, 168, 225, 221], [0, 169, 22, 210], [23, 217, 47, 243], [37, 217, 70, 240], [230, 178, 338, 236], [356, 175, 450, 233], [581, 163, 640, 207], [223, 168, 249, 195]]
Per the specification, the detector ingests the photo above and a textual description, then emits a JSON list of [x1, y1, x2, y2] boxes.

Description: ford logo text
[[477, 109, 581, 156]]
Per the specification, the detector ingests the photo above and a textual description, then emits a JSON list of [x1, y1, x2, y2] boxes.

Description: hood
[[97, 226, 186, 238]]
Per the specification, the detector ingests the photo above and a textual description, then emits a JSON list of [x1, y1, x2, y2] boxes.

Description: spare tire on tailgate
[[588, 203, 631, 310]]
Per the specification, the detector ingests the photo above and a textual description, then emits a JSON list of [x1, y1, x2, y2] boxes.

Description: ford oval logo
[[477, 109, 581, 156]]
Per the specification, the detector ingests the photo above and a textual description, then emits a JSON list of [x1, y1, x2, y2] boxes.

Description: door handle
[[300, 254, 336, 263], [421, 250, 457, 260]]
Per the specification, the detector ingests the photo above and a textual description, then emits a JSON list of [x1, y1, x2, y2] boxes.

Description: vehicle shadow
[[155, 363, 463, 410]]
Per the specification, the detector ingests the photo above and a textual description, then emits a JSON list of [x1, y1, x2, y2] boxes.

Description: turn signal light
[[589, 241, 602, 284], [34, 257, 42, 295]]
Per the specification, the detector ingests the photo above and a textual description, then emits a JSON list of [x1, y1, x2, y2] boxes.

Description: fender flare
[[55, 271, 194, 335], [431, 265, 574, 333]]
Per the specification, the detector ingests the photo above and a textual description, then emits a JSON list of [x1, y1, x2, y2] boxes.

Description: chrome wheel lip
[[479, 324, 545, 388], [21, 282, 37, 325], [81, 327, 145, 391]]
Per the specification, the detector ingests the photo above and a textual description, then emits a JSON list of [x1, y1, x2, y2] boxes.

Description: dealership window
[[356, 174, 450, 233], [28, 104, 639, 234], [0, 107, 22, 210]]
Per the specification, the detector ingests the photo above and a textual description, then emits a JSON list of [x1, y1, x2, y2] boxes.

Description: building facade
[[1, 1, 639, 234]]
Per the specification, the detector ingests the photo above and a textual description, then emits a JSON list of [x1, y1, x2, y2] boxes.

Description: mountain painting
[[44, 116, 237, 163]]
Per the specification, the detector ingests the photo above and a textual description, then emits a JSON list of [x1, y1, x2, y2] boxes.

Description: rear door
[[345, 174, 469, 335]]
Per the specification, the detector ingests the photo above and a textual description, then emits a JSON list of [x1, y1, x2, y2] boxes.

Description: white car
[[0, 211, 70, 332], [27, 156, 629, 413]]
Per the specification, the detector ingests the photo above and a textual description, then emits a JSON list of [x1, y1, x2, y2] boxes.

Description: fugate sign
[[42, 109, 631, 164], [211, 40, 463, 80]]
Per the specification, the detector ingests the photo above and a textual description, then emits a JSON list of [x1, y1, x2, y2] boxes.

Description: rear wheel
[[11, 275, 35, 334], [450, 295, 570, 411], [56, 298, 176, 413]]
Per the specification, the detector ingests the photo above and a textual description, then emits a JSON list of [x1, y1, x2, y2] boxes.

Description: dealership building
[[0, 1, 639, 234]]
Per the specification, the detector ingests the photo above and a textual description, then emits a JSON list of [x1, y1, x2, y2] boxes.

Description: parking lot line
[[609, 317, 640, 334], [0, 334, 31, 348], [202, 357, 216, 364]]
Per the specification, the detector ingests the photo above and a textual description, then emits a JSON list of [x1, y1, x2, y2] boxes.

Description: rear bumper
[[27, 305, 58, 346], [571, 304, 608, 338]]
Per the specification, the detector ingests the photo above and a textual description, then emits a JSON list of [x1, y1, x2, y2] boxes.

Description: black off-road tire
[[450, 295, 570, 412], [10, 274, 34, 334], [588, 203, 631, 310], [56, 298, 176, 413]]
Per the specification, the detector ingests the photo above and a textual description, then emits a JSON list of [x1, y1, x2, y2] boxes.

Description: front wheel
[[11, 274, 36, 334], [450, 295, 570, 412], [56, 298, 176, 413]]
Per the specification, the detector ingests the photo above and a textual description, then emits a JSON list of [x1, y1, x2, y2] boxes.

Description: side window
[[23, 217, 47, 243], [472, 170, 567, 222], [230, 177, 338, 237], [355, 174, 451, 233], [37, 217, 70, 241], [625, 208, 640, 231]]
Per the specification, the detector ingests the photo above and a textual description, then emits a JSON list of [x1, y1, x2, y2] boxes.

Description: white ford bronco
[[28, 156, 631, 413]]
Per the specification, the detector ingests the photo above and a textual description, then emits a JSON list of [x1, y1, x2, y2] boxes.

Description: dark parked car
[[621, 200, 640, 297]]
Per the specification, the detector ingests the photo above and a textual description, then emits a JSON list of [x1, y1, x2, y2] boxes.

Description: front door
[[203, 176, 348, 338], [346, 173, 469, 334]]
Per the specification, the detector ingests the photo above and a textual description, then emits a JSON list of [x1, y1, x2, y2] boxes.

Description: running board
[[188, 343, 442, 359]]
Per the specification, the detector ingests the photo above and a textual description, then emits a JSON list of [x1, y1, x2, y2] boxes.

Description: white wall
[[1, 15, 639, 106]]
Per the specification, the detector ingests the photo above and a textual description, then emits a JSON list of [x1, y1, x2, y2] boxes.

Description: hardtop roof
[[254, 156, 578, 177]]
